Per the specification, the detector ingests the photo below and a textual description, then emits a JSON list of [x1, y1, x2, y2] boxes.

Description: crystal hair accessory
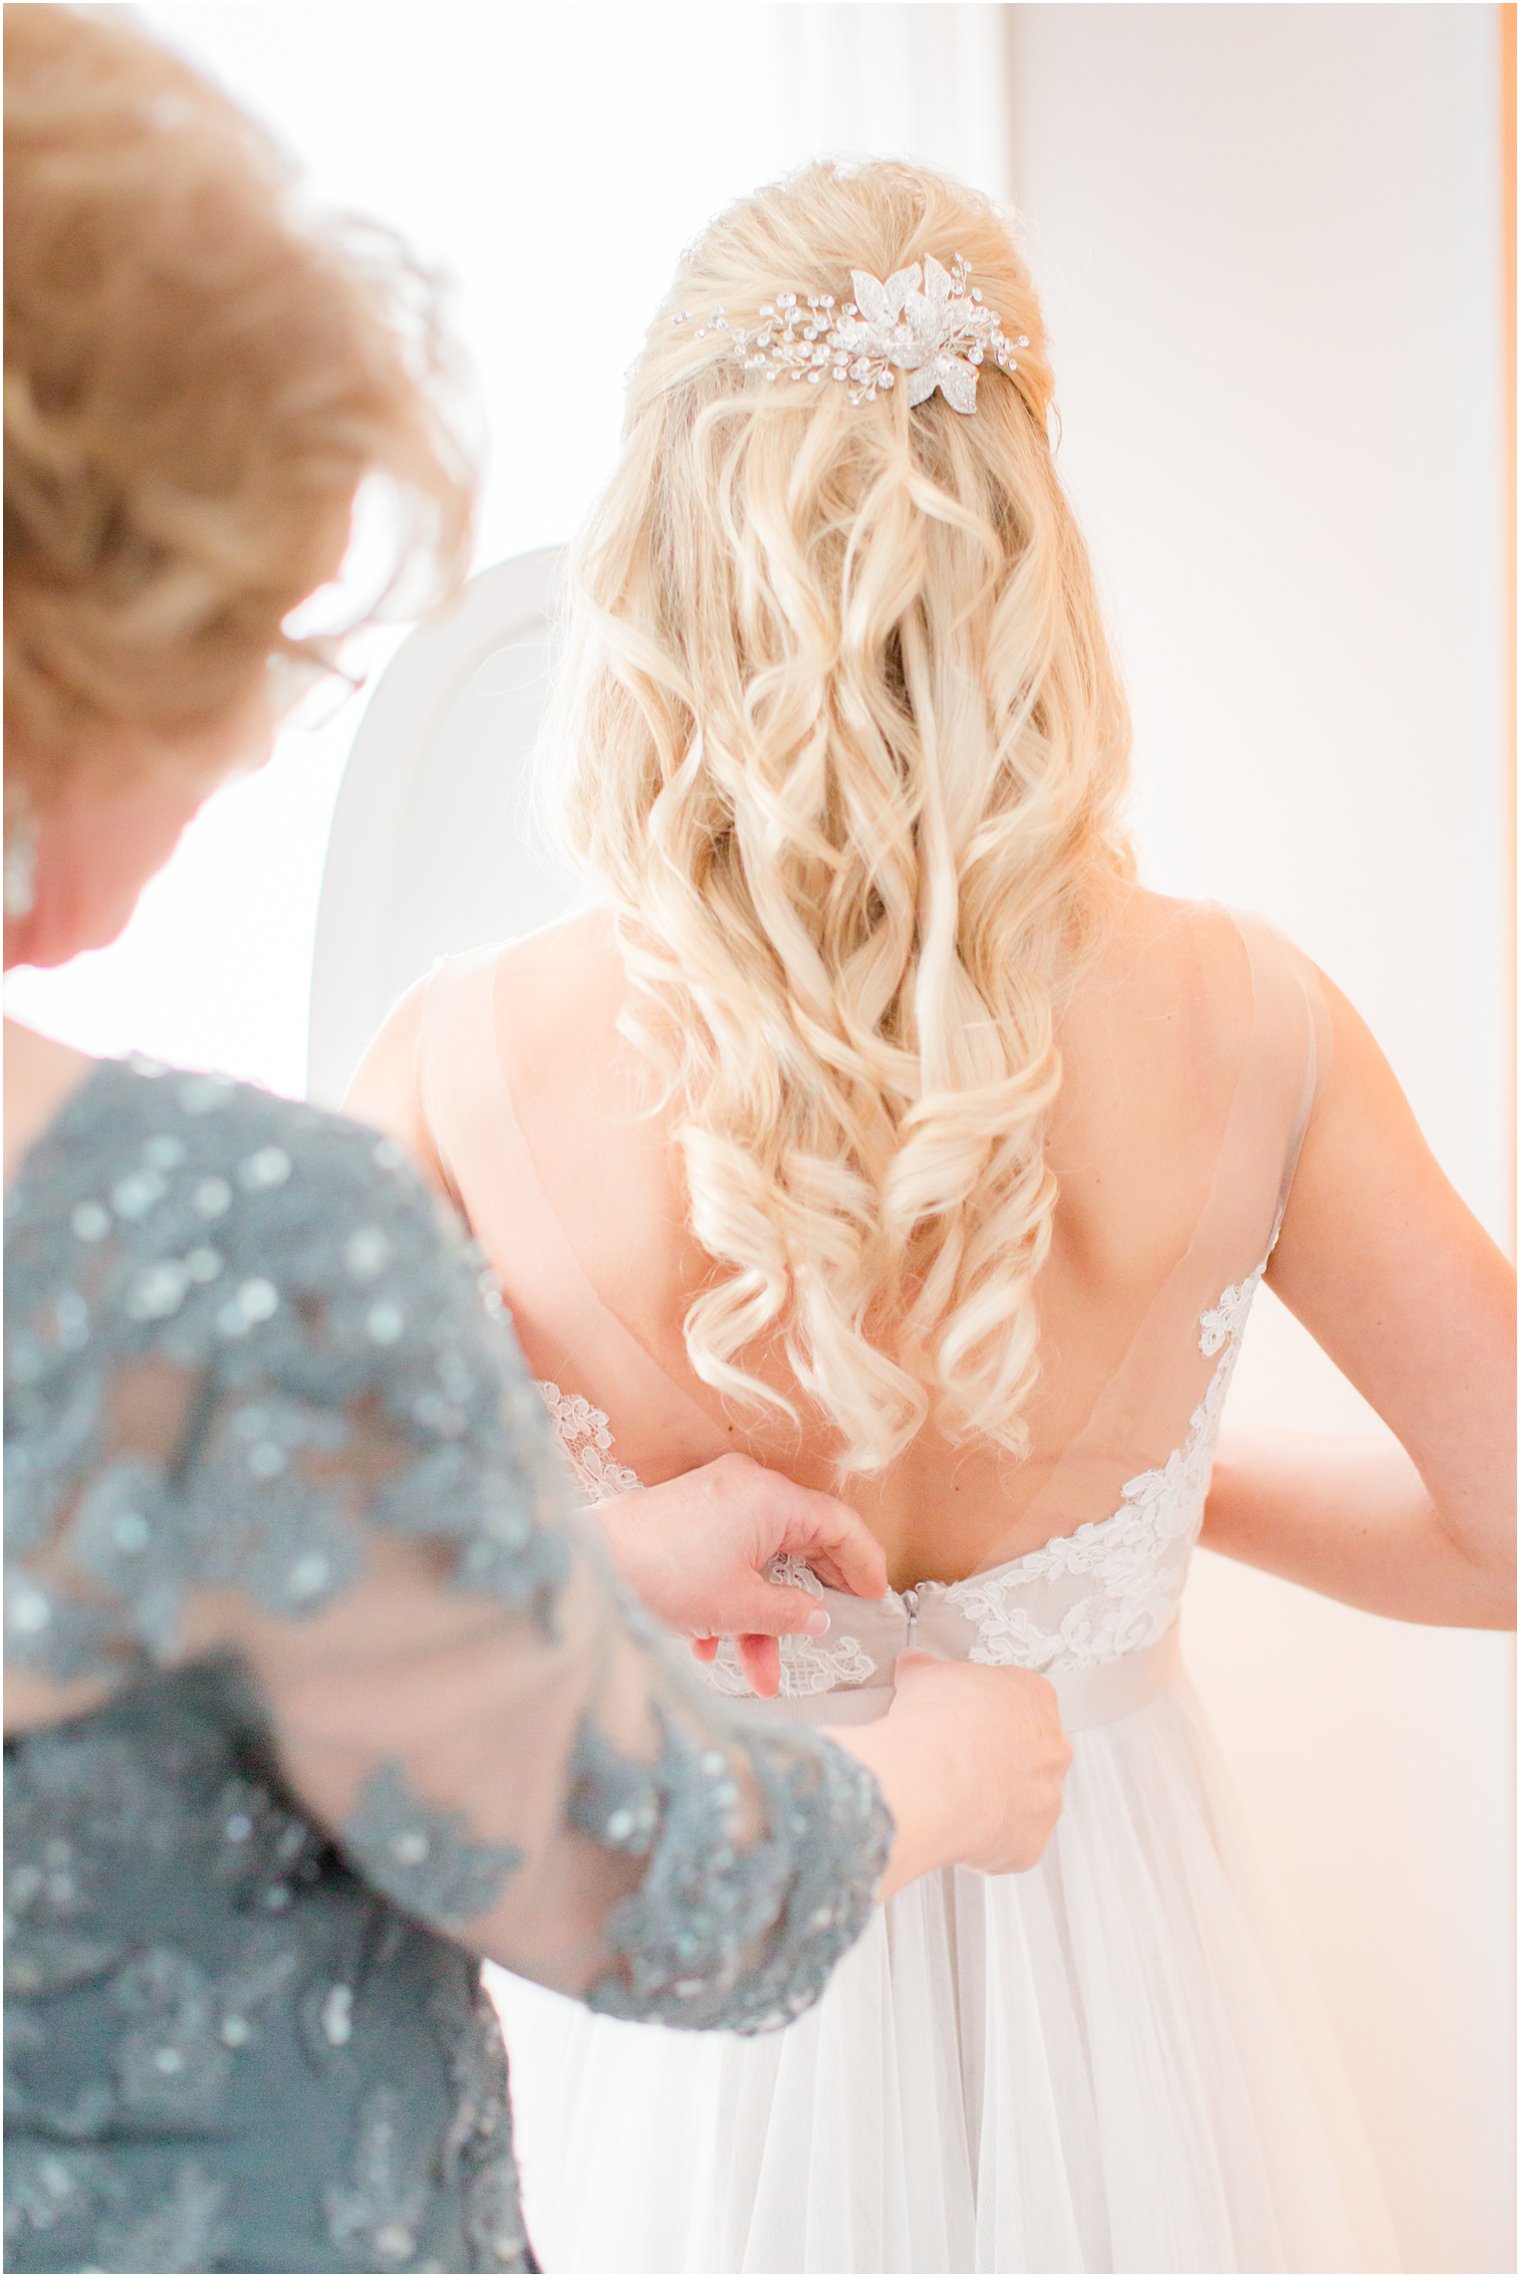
[[675, 254, 1028, 414]]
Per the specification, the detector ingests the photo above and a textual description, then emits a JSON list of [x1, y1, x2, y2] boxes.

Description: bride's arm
[[1202, 961, 1514, 1628], [1205, 1426, 1511, 1625]]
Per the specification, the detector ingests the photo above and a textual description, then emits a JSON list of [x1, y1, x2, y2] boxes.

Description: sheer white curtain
[[4, 0, 1007, 1093]]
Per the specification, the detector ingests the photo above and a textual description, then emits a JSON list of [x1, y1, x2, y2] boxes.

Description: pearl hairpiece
[[674, 253, 1028, 414]]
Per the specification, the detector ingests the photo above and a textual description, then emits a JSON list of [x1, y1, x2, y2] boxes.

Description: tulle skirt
[[490, 1677, 1396, 2274]]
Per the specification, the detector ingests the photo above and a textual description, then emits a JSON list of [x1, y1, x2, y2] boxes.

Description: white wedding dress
[[395, 899, 1398, 2274]]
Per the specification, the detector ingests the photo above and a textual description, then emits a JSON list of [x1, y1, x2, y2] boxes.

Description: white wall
[[1002, 8, 1513, 2269]]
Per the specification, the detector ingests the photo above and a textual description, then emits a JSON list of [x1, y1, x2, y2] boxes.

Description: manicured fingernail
[[804, 1609, 832, 1636]]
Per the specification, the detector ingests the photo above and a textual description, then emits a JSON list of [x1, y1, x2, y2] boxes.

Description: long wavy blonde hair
[[558, 160, 1133, 1475]]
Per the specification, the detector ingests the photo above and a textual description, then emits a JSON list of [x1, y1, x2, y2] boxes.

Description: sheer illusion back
[[411, 893, 1326, 1705], [406, 895, 1397, 2277]]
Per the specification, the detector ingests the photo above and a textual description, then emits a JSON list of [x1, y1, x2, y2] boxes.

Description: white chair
[[307, 547, 577, 1107]]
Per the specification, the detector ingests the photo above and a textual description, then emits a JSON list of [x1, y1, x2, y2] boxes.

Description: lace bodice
[[537, 1248, 1266, 1702], [536, 1380, 641, 1500], [402, 897, 1324, 1725], [3, 1061, 890, 2274]]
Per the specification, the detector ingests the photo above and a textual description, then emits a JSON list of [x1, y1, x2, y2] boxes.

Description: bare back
[[377, 889, 1322, 1593]]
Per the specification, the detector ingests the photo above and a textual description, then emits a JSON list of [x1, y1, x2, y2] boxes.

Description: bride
[[349, 160, 1514, 2273]]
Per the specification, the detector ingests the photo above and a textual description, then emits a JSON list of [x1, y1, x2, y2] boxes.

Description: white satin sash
[[727, 1621, 1183, 1736]]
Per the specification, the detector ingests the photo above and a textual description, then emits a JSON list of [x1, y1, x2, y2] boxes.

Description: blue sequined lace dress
[[3, 1060, 891, 2275]]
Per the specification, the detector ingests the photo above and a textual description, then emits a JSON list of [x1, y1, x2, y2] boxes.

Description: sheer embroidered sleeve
[[4, 1065, 890, 2029]]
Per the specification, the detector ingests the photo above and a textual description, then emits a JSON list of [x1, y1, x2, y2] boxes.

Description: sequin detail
[[3, 2150, 230, 2276], [324, 2085, 430, 2267], [343, 1762, 524, 1930], [5, 1059, 892, 2272], [5, 1067, 576, 1680], [574, 1702, 891, 2033]]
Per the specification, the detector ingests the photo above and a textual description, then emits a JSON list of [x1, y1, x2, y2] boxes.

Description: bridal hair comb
[[674, 253, 1028, 414]]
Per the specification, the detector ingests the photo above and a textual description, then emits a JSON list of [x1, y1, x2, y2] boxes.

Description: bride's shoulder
[[1064, 886, 1335, 1115], [1094, 881, 1263, 950], [1084, 884, 1323, 1007], [476, 907, 630, 1093], [482, 904, 618, 991], [1077, 884, 1249, 1009], [481, 906, 623, 1037]]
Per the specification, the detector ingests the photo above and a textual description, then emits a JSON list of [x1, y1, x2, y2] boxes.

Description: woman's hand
[[839, 1652, 1072, 1897], [595, 1452, 890, 1697]]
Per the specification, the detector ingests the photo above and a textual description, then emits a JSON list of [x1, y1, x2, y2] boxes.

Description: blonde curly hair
[[558, 160, 1134, 1476], [4, 5, 474, 798]]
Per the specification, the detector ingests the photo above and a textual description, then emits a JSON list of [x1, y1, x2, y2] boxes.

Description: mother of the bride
[[2, 13, 1070, 2272]]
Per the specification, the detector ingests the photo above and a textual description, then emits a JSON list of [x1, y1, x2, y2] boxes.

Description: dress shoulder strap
[[415, 942, 516, 1212], [410, 934, 727, 1461], [1213, 906, 1332, 1240]]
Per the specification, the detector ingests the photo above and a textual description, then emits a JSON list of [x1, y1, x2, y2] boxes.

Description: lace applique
[[324, 2085, 431, 2269], [342, 1761, 523, 1931], [531, 1384, 878, 1701], [113, 1947, 227, 2118], [4, 1067, 576, 1687], [949, 1257, 1265, 1673], [432, 1978, 530, 2270], [704, 1555, 880, 1699], [537, 1379, 641, 1501], [723, 1729, 894, 2031], [3, 2148, 229, 2277], [4, 1731, 163, 2000], [571, 1703, 782, 2023], [110, 1939, 296, 2118], [5, 1667, 539, 2272], [1199, 1256, 1267, 1357], [572, 1701, 891, 2034], [6, 2151, 231, 2277]]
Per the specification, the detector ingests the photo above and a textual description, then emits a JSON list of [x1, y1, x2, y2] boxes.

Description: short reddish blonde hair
[[4, 5, 475, 796]]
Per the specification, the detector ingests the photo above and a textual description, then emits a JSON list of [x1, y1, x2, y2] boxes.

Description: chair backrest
[[307, 546, 576, 1105]]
